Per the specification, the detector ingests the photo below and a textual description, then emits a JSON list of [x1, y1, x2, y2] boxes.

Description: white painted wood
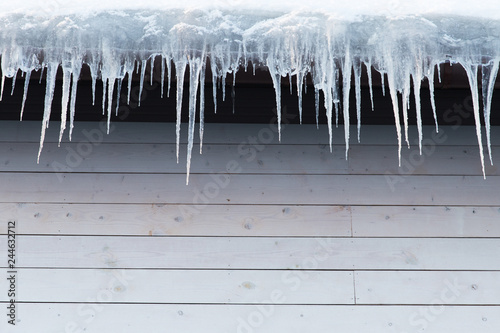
[[1, 121, 499, 332], [0, 142, 350, 175], [9, 236, 500, 270], [1, 121, 499, 146], [352, 206, 500, 237], [0, 203, 351, 236], [0, 269, 354, 304], [356, 271, 500, 305], [349, 145, 499, 176], [1, 173, 499, 205], [2, 142, 497, 176], [1, 304, 498, 333]]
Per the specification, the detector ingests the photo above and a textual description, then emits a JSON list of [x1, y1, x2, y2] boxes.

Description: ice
[[463, 62, 486, 178], [482, 59, 499, 165], [342, 47, 352, 157], [20, 70, 31, 120], [186, 48, 206, 185], [0, 1, 500, 181], [174, 60, 187, 164]]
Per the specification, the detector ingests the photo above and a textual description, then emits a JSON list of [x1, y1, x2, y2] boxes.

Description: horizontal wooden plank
[[6, 203, 499, 238], [349, 145, 499, 176], [1, 304, 498, 333], [1, 173, 499, 205], [2, 141, 497, 176], [6, 236, 500, 270], [352, 206, 500, 237], [0, 269, 353, 304], [0, 142, 350, 175], [356, 271, 500, 305], [0, 203, 351, 237], [1, 121, 499, 146]]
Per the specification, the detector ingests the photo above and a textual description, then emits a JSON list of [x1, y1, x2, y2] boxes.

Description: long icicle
[[428, 64, 439, 132], [412, 66, 423, 155], [186, 48, 205, 185], [199, 57, 206, 154], [37, 63, 58, 163], [106, 77, 116, 134], [386, 66, 402, 166], [69, 58, 82, 141], [342, 47, 352, 159], [58, 69, 72, 146], [267, 56, 282, 141], [366, 60, 374, 111], [481, 59, 499, 165], [175, 60, 187, 163], [20, 71, 31, 120], [353, 59, 362, 142], [463, 62, 486, 178]]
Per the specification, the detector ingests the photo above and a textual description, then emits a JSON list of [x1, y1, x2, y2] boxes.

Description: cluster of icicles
[[0, 10, 499, 184]]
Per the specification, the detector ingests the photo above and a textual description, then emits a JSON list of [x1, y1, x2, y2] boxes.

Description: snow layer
[[1, 1, 499, 183]]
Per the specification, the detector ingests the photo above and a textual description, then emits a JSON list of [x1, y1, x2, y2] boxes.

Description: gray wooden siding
[[1, 121, 499, 333]]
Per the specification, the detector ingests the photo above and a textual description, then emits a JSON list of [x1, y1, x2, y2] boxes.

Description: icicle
[[267, 57, 282, 141], [212, 76, 217, 113], [380, 72, 386, 96], [353, 59, 362, 142], [106, 77, 115, 134], [37, 63, 58, 163], [481, 59, 499, 165], [39, 67, 44, 84], [20, 71, 31, 121], [428, 65, 439, 132], [69, 70, 80, 140], [91, 72, 97, 106], [174, 60, 187, 163], [68, 55, 82, 141], [160, 56, 165, 98], [115, 79, 122, 116], [138, 59, 146, 107], [199, 60, 206, 154], [401, 74, 411, 148], [101, 78, 107, 115], [334, 71, 340, 129], [342, 50, 352, 159], [150, 56, 154, 86], [10, 69, 17, 96], [386, 68, 402, 166], [324, 85, 334, 152], [231, 72, 236, 114], [334, 102, 339, 128], [314, 88, 319, 129], [288, 74, 293, 95], [463, 62, 486, 178], [221, 72, 226, 102], [297, 71, 304, 124], [166, 56, 172, 98], [127, 70, 132, 105], [366, 60, 374, 111], [0, 74, 5, 101], [412, 69, 423, 155], [186, 49, 205, 185], [58, 69, 72, 146], [210, 57, 218, 113]]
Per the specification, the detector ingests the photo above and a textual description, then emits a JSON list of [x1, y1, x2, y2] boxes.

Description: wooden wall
[[1, 120, 499, 332]]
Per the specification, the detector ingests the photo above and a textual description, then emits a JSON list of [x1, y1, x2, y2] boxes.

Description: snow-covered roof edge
[[1, 8, 499, 183]]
